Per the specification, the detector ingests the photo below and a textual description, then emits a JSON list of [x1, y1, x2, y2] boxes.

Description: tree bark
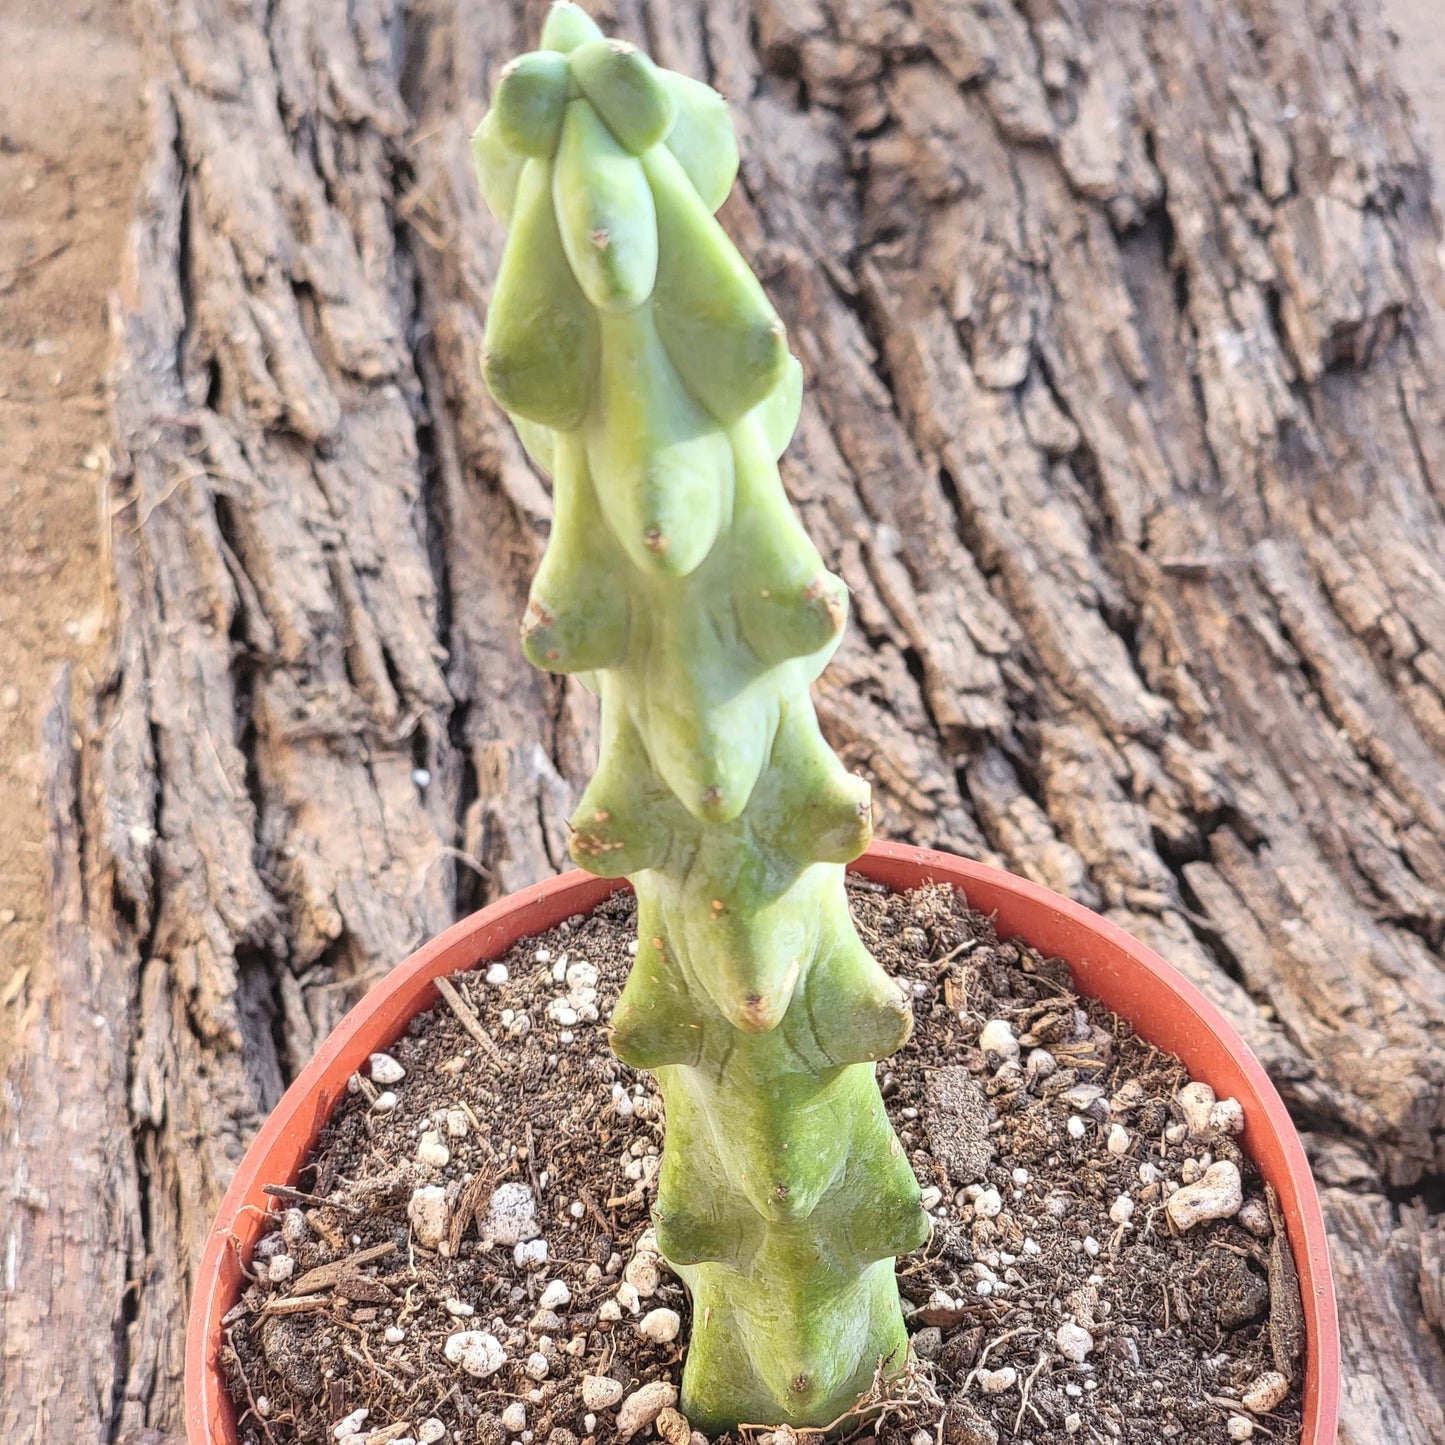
[[3, 0, 1444, 1436]]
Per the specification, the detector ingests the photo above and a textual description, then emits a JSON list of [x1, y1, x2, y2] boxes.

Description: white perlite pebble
[[384, 1326, 405, 1344], [978, 1367, 1017, 1394], [978, 1019, 1020, 1062], [1238, 1198, 1271, 1237], [582, 1374, 625, 1410], [444, 1331, 506, 1378], [1209, 1097, 1246, 1136], [444, 1298, 474, 1318], [567, 959, 600, 991], [1109, 1195, 1135, 1226], [1067, 1115, 1086, 1140], [624, 1252, 661, 1296], [407, 1186, 449, 1249], [540, 1278, 572, 1310], [485, 963, 509, 985], [639, 1308, 682, 1343], [1242, 1371, 1289, 1413], [368, 1053, 406, 1085], [1055, 1322, 1094, 1362], [484, 1182, 540, 1245], [598, 1299, 623, 1322], [333, 1408, 370, 1438], [417, 1131, 451, 1169], [1026, 1048, 1057, 1081], [617, 1382, 678, 1440], [501, 1402, 528, 1433], [617, 1281, 642, 1313], [267, 1254, 295, 1284], [919, 1186, 943, 1211], [446, 1109, 470, 1139], [1177, 1081, 1217, 1136], [419, 1423, 447, 1445], [372, 1091, 399, 1113], [1227, 1417, 1254, 1442], [1064, 1414, 1082, 1435], [584, 1416, 597, 1436], [1138, 1162, 1160, 1186], [973, 1187, 1003, 1219], [525, 1352, 550, 1380], [1166, 1160, 1243, 1230], [1106, 1124, 1130, 1156], [515, 1239, 548, 1268]]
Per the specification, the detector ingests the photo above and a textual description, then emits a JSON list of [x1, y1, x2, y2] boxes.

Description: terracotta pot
[[187, 841, 1340, 1444]]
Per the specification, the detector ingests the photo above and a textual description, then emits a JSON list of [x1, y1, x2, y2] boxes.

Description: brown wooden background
[[3, 0, 1444, 1438]]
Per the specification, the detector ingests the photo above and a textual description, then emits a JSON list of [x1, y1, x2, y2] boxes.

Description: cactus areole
[[472, 5, 929, 1430]]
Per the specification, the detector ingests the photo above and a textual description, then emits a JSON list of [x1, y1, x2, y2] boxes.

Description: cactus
[[473, 7, 929, 1430]]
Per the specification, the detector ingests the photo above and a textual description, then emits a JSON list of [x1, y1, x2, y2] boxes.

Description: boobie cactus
[[473, 7, 928, 1428]]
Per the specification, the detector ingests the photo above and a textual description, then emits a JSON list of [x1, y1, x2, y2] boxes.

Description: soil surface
[[223, 882, 1303, 1445]]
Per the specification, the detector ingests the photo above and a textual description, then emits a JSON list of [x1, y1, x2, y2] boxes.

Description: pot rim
[[187, 842, 1339, 1444]]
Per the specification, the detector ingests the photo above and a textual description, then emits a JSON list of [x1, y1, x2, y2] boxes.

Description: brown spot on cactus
[[476, 5, 924, 1431]]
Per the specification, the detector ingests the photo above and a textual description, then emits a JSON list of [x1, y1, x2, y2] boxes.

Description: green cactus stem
[[473, 7, 929, 1430]]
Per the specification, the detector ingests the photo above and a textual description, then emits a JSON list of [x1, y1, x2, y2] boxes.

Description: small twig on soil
[[289, 1240, 397, 1296], [524, 1122, 542, 1197], [263, 1183, 361, 1215], [576, 1184, 613, 1233], [433, 975, 505, 1064], [261, 1296, 329, 1317]]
